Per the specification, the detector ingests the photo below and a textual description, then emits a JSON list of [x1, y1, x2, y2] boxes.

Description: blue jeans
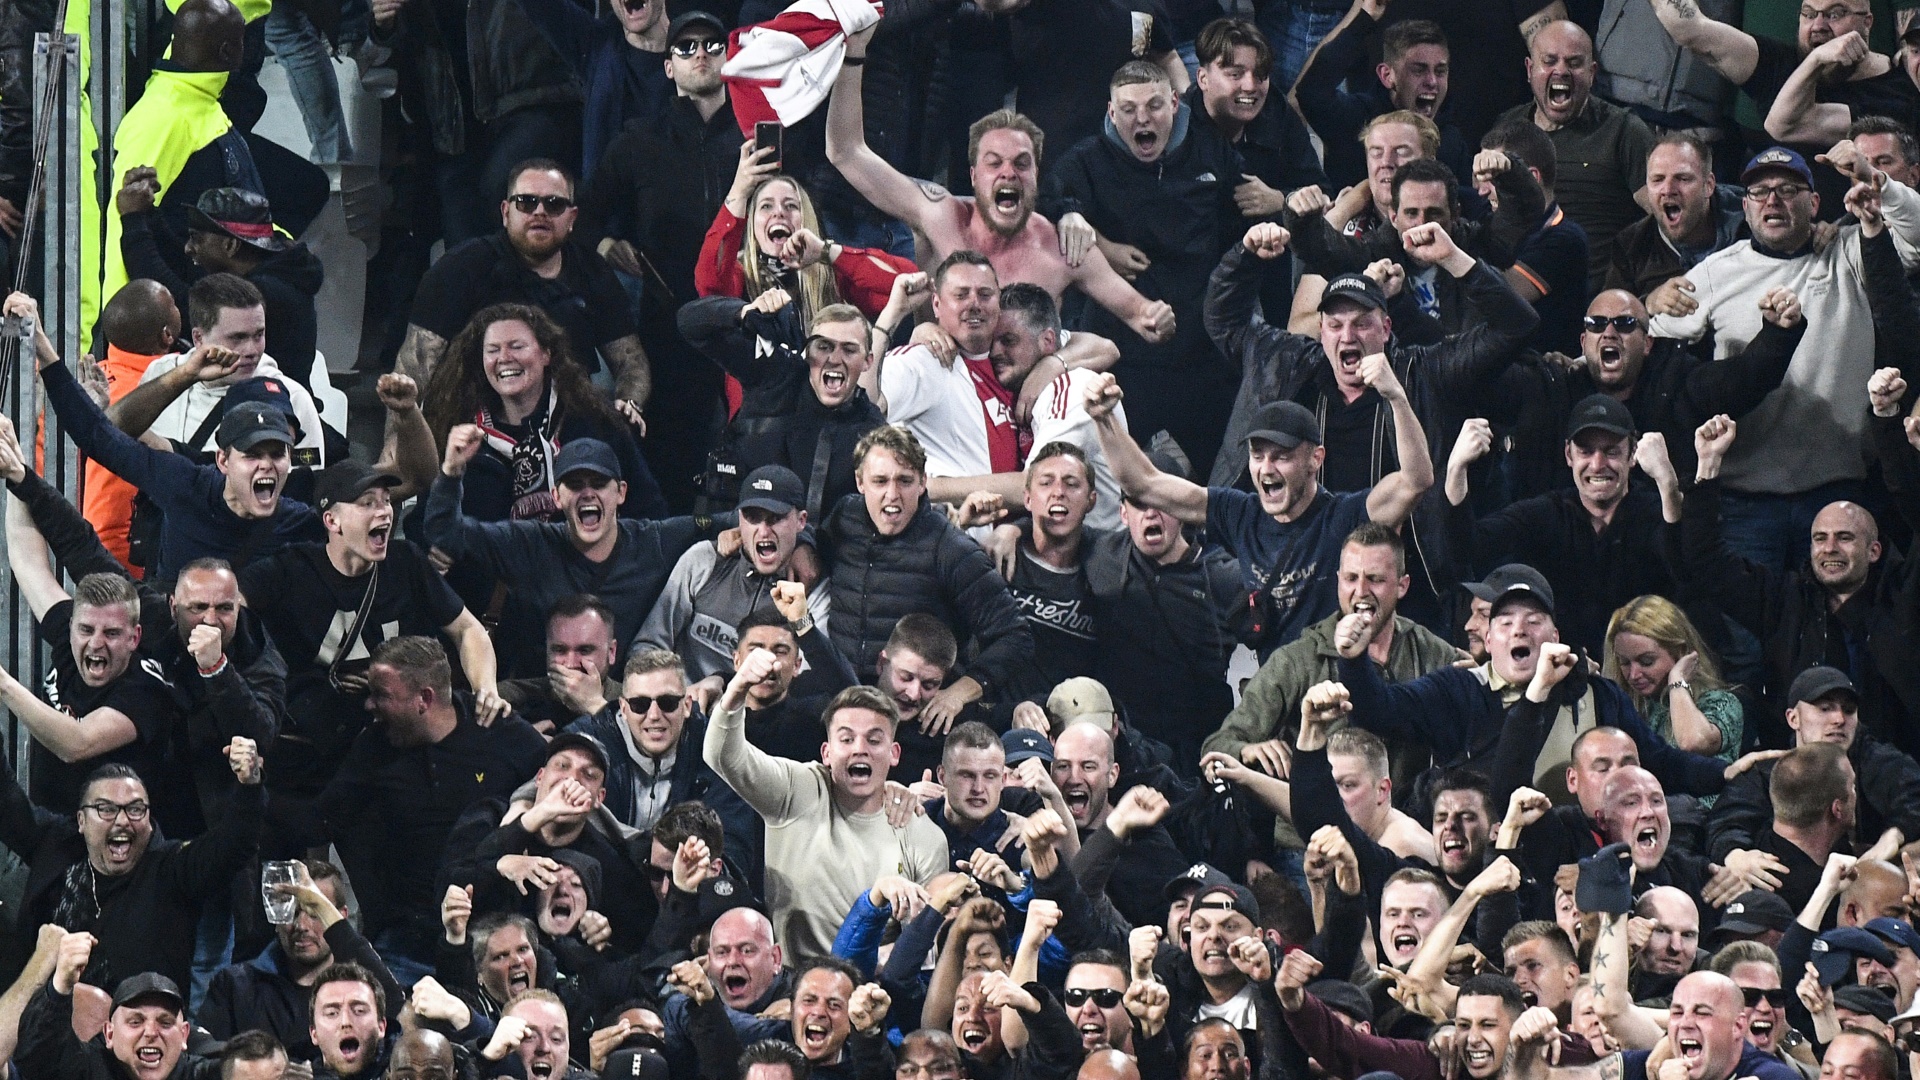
[[190, 887, 235, 1014], [265, 0, 351, 163], [820, 213, 916, 261], [372, 927, 436, 989], [1258, 4, 1346, 93]]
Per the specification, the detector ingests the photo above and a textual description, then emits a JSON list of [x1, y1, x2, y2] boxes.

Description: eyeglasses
[[1062, 987, 1125, 1009], [1744, 183, 1809, 203], [82, 800, 149, 822], [1802, 4, 1868, 20], [671, 38, 726, 57], [1582, 314, 1642, 334], [626, 693, 686, 714], [897, 1062, 961, 1079], [1742, 987, 1792, 1008], [508, 193, 575, 215]]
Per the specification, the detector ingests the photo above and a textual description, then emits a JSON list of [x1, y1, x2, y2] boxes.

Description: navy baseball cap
[[554, 438, 623, 483], [215, 401, 296, 452], [546, 730, 612, 777], [1867, 917, 1920, 957], [1812, 927, 1896, 986], [1740, 146, 1815, 188], [1705, 890, 1794, 945], [1002, 728, 1054, 767], [668, 9, 726, 42]]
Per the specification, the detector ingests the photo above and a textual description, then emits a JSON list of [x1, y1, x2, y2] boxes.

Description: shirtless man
[[826, 24, 1177, 347]]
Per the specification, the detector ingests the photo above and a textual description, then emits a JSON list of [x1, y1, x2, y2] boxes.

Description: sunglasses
[[1582, 314, 1642, 334], [671, 38, 727, 57], [626, 693, 686, 714], [1062, 988, 1124, 1009], [508, 193, 575, 215], [1742, 987, 1791, 1008]]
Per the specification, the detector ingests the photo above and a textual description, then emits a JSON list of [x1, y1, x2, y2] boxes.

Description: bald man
[[1080, 1048, 1142, 1080], [390, 1028, 458, 1078], [1050, 722, 1190, 930], [1687, 415, 1920, 760], [1509, 970, 1804, 1080], [1495, 21, 1655, 285], [87, 280, 184, 573], [660, 907, 788, 1078], [1559, 287, 1802, 480]]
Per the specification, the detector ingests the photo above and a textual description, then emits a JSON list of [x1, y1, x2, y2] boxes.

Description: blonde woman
[[1602, 594, 1743, 762]]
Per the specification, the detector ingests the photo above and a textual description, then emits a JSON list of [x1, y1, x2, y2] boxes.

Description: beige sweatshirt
[[705, 701, 948, 958]]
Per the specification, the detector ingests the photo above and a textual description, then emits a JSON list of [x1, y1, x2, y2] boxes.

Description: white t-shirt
[[880, 344, 1001, 478], [1027, 366, 1127, 532], [137, 353, 329, 467]]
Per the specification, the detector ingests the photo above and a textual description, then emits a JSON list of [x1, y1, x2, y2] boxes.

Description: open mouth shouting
[[1748, 1017, 1774, 1042], [365, 521, 391, 558], [1507, 643, 1534, 667], [844, 760, 876, 790], [81, 648, 115, 683], [247, 474, 280, 514], [1062, 783, 1092, 820], [721, 969, 751, 999], [1544, 77, 1576, 112], [103, 828, 136, 864], [1659, 198, 1687, 232], [1131, 127, 1160, 157], [508, 966, 534, 994], [766, 222, 793, 247], [1078, 1020, 1110, 1049], [1389, 930, 1421, 962], [134, 1044, 167, 1071], [573, 498, 606, 534], [1139, 518, 1165, 544], [1595, 342, 1624, 374], [336, 1035, 365, 1067], [956, 1020, 991, 1053], [528, 1060, 556, 1079], [1674, 1035, 1703, 1070], [1635, 825, 1661, 856], [1413, 93, 1439, 117], [819, 364, 849, 398], [1462, 1039, 1495, 1073], [1335, 345, 1364, 379]]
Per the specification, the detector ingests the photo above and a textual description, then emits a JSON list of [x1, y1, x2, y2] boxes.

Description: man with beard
[[3, 420, 285, 834], [826, 28, 1177, 351], [389, 1029, 460, 1080], [308, 963, 393, 1079], [1606, 136, 1747, 302], [1703, 669, 1920, 867], [18, 935, 209, 1080], [1088, 304, 1435, 659], [16, 289, 327, 581], [916, 284, 1125, 532], [1044, 61, 1252, 475], [1442, 397, 1693, 657], [202, 860, 399, 1061], [1335, 564, 1731, 804], [1686, 409, 1920, 753], [398, 161, 651, 411], [706, 650, 947, 958], [640, 466, 835, 690], [1495, 22, 1655, 285], [242, 459, 500, 853], [1292, 16, 1474, 196], [427, 431, 726, 679], [1205, 520, 1465, 828], [0, 738, 262, 1008], [1051, 723, 1190, 930], [1553, 285, 1804, 482], [1654, 149, 1920, 572], [319, 637, 547, 981]]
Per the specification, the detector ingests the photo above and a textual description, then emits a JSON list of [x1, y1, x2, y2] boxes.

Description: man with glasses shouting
[[1649, 142, 1920, 569], [0, 736, 264, 996], [398, 160, 654, 424]]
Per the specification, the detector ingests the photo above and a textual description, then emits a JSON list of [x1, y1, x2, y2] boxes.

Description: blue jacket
[[1335, 655, 1728, 800]]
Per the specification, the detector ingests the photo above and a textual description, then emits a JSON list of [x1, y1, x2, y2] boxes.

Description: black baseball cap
[[112, 972, 186, 1013], [668, 10, 726, 43], [1705, 890, 1794, 945], [1566, 394, 1635, 441], [1308, 980, 1374, 1024], [554, 439, 623, 483], [188, 187, 290, 252], [1164, 862, 1233, 902], [1835, 985, 1899, 1023], [215, 401, 296, 452], [1193, 883, 1260, 923], [547, 847, 605, 908], [1463, 563, 1556, 619], [547, 730, 612, 776], [737, 465, 804, 515], [1319, 273, 1388, 313], [313, 460, 402, 511], [1789, 666, 1858, 707], [1246, 400, 1321, 449]]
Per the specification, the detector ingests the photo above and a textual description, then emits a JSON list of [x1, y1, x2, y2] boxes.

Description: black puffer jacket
[[820, 493, 1032, 691]]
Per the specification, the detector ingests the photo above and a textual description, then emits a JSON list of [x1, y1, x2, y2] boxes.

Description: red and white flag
[[720, 0, 883, 136]]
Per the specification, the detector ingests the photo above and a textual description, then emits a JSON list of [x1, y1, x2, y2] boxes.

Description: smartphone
[[755, 121, 783, 167]]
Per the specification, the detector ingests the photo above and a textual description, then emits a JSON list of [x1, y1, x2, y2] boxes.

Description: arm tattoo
[[1665, 0, 1699, 18], [1600, 1055, 1624, 1080], [915, 180, 950, 203], [1592, 950, 1609, 968]]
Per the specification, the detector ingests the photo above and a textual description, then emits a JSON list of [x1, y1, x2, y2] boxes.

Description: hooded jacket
[[1047, 102, 1244, 374], [200, 919, 403, 1059]]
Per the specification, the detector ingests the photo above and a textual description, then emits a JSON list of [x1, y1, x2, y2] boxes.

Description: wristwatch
[[1668, 679, 1691, 694]]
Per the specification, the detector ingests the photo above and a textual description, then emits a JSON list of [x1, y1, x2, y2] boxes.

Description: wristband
[[198, 655, 229, 678]]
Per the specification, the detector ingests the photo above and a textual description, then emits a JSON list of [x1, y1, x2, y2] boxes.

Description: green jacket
[[1203, 612, 1461, 850]]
